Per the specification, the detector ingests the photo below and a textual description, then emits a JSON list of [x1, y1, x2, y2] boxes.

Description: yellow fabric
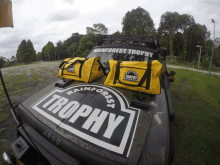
[[104, 59, 165, 94], [58, 57, 104, 82]]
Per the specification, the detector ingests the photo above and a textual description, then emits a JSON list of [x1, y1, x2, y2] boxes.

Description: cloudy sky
[[0, 0, 219, 59]]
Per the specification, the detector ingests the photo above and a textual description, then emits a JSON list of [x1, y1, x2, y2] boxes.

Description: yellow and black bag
[[58, 56, 106, 82], [104, 59, 165, 94]]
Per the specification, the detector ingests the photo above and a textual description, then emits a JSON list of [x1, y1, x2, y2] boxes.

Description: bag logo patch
[[124, 70, 139, 82], [31, 84, 140, 157], [68, 65, 75, 73]]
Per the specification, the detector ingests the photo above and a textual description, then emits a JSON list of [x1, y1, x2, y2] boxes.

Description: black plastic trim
[[161, 58, 175, 122], [18, 125, 80, 165]]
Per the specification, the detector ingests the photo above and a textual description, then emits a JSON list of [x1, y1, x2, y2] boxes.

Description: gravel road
[[167, 65, 220, 76]]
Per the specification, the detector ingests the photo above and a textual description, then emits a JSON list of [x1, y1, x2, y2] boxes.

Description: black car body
[[8, 35, 175, 165]]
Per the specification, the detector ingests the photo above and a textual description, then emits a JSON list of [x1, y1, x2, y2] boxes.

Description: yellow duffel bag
[[58, 56, 106, 82], [104, 59, 165, 94]]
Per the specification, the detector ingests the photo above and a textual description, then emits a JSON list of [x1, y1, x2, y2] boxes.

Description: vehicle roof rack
[[96, 35, 157, 49]]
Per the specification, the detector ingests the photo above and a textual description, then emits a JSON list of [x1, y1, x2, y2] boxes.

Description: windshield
[[87, 47, 153, 67]]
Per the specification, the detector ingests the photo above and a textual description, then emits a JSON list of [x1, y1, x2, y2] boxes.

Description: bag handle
[[138, 58, 152, 90], [59, 58, 72, 69], [69, 58, 88, 78], [113, 59, 152, 90], [59, 59, 71, 76], [59, 61, 66, 69], [164, 70, 171, 76], [69, 59, 85, 66], [113, 61, 121, 84], [97, 59, 107, 76]]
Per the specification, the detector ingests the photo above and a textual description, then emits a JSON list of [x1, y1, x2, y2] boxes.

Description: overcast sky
[[0, 0, 219, 59]]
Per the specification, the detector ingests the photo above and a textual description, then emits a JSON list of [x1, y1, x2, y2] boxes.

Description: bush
[[201, 57, 210, 70], [4, 61, 11, 67]]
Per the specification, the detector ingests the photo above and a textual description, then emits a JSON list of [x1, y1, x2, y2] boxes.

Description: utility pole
[[208, 19, 215, 78]]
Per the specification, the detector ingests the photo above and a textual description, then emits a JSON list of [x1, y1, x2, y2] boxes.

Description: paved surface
[[167, 65, 220, 76]]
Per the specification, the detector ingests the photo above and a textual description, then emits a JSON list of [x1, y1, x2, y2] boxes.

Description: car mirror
[[169, 71, 176, 82]]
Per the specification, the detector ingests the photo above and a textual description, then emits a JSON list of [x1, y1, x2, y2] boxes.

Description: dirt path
[[167, 65, 220, 76]]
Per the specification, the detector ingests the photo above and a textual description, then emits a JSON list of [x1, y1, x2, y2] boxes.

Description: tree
[[86, 23, 108, 35], [178, 14, 195, 60], [41, 46, 46, 61], [179, 14, 195, 33], [122, 7, 155, 36], [10, 56, 16, 61], [158, 11, 181, 56], [173, 32, 184, 56], [63, 33, 82, 48], [66, 44, 78, 58], [25, 40, 36, 63], [71, 33, 83, 45], [16, 40, 26, 63], [44, 41, 55, 61], [185, 23, 206, 62], [214, 45, 220, 67], [26, 40, 36, 62], [36, 52, 42, 61], [55, 41, 65, 60], [77, 33, 97, 57], [86, 27, 96, 34], [16, 40, 36, 63], [112, 31, 121, 35], [200, 25, 211, 41], [158, 11, 181, 36]]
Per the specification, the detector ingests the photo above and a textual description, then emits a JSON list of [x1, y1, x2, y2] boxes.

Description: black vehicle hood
[[19, 76, 157, 164]]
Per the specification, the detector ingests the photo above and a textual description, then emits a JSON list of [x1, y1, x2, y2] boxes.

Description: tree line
[[1, 6, 219, 68]]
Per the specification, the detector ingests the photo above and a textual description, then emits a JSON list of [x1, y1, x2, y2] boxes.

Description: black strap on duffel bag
[[59, 58, 88, 77], [113, 58, 152, 90]]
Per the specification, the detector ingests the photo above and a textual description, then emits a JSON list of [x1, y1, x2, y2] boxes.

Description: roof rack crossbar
[[96, 35, 156, 46]]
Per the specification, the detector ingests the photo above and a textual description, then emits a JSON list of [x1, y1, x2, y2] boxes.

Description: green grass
[[48, 60, 63, 62], [42, 68, 58, 76], [168, 68, 220, 165], [2, 60, 62, 68], [13, 74, 30, 85], [0, 113, 10, 124], [2, 63, 25, 68], [30, 69, 43, 81], [2, 62, 38, 68], [0, 128, 6, 137]]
